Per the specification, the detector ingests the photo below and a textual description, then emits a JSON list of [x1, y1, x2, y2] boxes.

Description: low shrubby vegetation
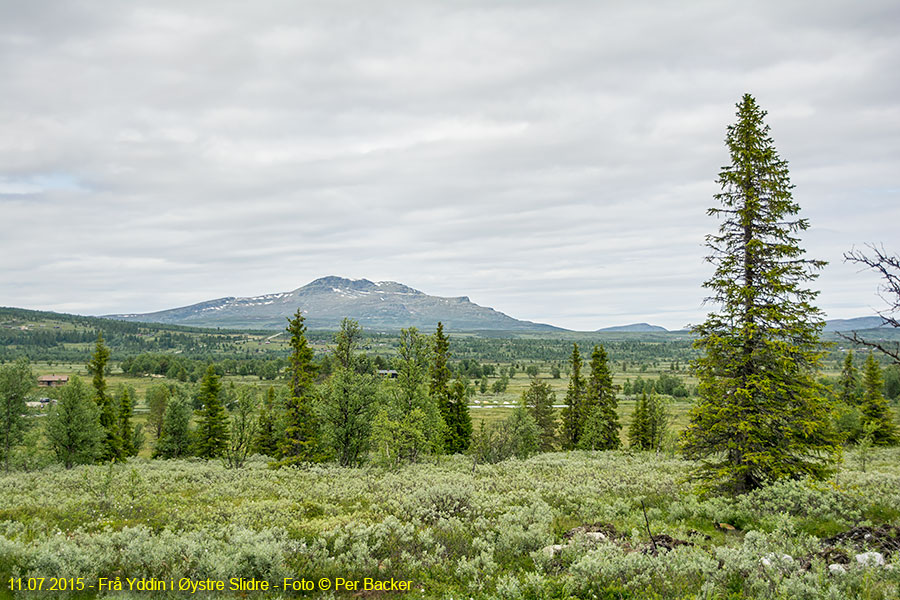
[[1, 450, 899, 598]]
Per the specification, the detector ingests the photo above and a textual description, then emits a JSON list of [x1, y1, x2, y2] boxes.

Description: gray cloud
[[1, 0, 898, 330]]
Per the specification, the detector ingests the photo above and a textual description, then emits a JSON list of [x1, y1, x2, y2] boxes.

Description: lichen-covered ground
[[2, 449, 899, 599]]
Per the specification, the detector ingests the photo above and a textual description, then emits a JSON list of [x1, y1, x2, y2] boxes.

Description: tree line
[[1, 318, 482, 470]]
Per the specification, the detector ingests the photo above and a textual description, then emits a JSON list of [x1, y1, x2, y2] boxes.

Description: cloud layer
[[2, 0, 898, 330]]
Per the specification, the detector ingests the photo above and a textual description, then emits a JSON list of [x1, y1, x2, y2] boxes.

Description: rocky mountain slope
[[107, 276, 564, 332]]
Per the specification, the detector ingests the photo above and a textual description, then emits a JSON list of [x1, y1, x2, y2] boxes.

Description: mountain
[[105, 276, 565, 332], [594, 317, 891, 335], [823, 316, 890, 332], [596, 323, 669, 333]]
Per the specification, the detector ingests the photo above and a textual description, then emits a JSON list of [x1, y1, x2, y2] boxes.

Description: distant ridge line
[[596, 323, 669, 333]]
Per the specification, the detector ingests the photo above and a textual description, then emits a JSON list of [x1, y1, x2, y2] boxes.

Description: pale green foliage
[[395, 327, 430, 411], [45, 376, 103, 468], [370, 329, 446, 469], [856, 422, 878, 472], [370, 407, 429, 468], [469, 403, 539, 464], [502, 403, 540, 459], [9, 417, 54, 472], [144, 383, 170, 440], [224, 386, 258, 469], [371, 326, 446, 464], [318, 368, 378, 467], [1, 449, 900, 597], [333, 317, 362, 371], [0, 357, 34, 471]]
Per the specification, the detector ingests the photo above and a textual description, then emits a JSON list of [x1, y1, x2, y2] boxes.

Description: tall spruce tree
[[445, 380, 472, 453], [194, 365, 229, 459], [680, 94, 840, 492], [46, 377, 103, 468], [629, 392, 650, 450], [560, 343, 585, 449], [429, 322, 454, 449], [88, 332, 121, 461], [429, 322, 452, 418], [116, 385, 138, 457], [279, 309, 320, 464], [860, 353, 898, 445], [579, 345, 620, 450]]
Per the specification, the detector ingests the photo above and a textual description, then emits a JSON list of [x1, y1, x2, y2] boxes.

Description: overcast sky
[[1, 1, 898, 331]]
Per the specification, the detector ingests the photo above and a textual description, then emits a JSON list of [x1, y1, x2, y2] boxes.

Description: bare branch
[[836, 332, 900, 363], [840, 244, 900, 363]]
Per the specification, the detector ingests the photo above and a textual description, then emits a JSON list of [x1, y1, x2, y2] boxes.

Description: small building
[[37, 375, 69, 387], [376, 370, 399, 378]]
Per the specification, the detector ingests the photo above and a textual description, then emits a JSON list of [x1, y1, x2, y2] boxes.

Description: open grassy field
[[1, 449, 899, 599], [467, 368, 698, 436]]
